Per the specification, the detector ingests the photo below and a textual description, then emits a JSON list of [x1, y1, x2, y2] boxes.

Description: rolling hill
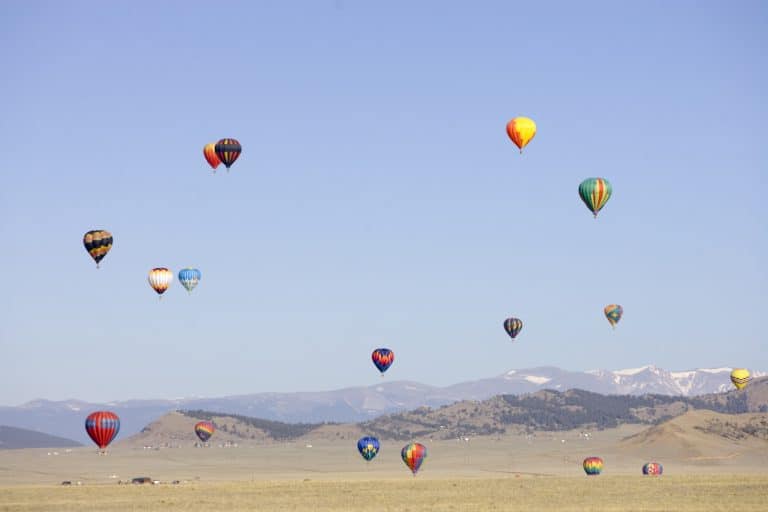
[[0, 425, 81, 450], [618, 410, 768, 462]]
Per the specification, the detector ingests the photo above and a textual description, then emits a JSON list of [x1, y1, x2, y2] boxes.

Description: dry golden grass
[[1, 475, 767, 511]]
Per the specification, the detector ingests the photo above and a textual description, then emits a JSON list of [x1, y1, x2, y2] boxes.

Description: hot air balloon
[[731, 368, 751, 390], [583, 456, 603, 475], [148, 268, 173, 297], [642, 462, 663, 476], [506, 117, 537, 153], [203, 143, 221, 171], [604, 304, 623, 329], [578, 178, 612, 218], [357, 436, 380, 462], [178, 268, 201, 293], [85, 411, 120, 451], [372, 348, 394, 375], [195, 421, 215, 443], [401, 442, 427, 476], [83, 230, 113, 268], [214, 138, 242, 170], [503, 317, 523, 340]]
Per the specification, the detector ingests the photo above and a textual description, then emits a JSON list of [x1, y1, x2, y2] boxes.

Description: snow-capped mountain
[[0, 365, 763, 444]]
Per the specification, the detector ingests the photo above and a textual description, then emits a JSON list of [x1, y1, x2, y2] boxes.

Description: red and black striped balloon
[[85, 411, 120, 449], [214, 138, 242, 169]]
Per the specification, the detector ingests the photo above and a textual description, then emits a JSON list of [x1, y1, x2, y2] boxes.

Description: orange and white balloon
[[506, 117, 537, 153], [148, 267, 173, 297]]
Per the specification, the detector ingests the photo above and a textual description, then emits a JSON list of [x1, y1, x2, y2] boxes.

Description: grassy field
[[2, 423, 766, 510], [2, 475, 767, 511]]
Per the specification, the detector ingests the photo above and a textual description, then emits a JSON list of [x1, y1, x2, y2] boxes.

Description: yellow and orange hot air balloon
[[203, 143, 221, 171], [506, 117, 537, 153], [730, 368, 751, 390]]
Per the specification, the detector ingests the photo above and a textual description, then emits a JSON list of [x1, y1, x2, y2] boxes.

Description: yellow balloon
[[730, 368, 750, 390], [506, 117, 537, 153]]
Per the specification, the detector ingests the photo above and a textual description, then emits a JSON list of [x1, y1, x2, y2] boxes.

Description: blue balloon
[[357, 436, 380, 461], [178, 268, 201, 293]]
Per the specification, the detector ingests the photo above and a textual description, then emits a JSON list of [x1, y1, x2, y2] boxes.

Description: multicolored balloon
[[178, 268, 201, 293], [503, 317, 523, 340], [578, 178, 612, 218], [731, 368, 751, 390], [215, 138, 242, 170], [604, 304, 623, 329], [583, 456, 604, 475], [357, 436, 380, 462], [83, 230, 113, 268], [506, 117, 537, 153], [642, 462, 663, 476], [372, 348, 394, 375], [148, 267, 173, 297], [203, 143, 221, 171], [85, 411, 120, 450], [194, 421, 215, 443], [401, 442, 427, 475]]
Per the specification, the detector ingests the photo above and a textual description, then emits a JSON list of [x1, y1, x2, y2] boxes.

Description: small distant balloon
[[195, 421, 215, 443], [357, 436, 380, 462], [730, 368, 751, 390], [83, 230, 113, 268], [148, 268, 173, 297], [215, 138, 242, 170], [506, 117, 537, 153], [642, 462, 663, 476], [604, 305, 623, 329], [503, 317, 523, 340], [372, 348, 394, 375], [203, 143, 221, 171], [85, 411, 120, 450], [178, 268, 201, 293], [578, 178, 612, 218], [583, 456, 603, 475], [401, 442, 427, 475]]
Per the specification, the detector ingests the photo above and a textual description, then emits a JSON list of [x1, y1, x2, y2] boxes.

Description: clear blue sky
[[1, 1, 765, 405]]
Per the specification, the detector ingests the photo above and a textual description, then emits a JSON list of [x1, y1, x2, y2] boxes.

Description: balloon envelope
[[83, 230, 113, 267], [503, 317, 523, 340], [583, 456, 603, 475], [604, 305, 623, 328], [215, 138, 242, 169], [178, 268, 201, 293], [195, 421, 215, 443], [401, 442, 427, 475], [357, 436, 380, 461], [506, 117, 537, 153], [372, 348, 394, 374], [85, 411, 120, 449], [578, 178, 612, 218], [149, 268, 173, 295], [731, 368, 751, 390], [642, 462, 663, 475], [203, 143, 221, 170]]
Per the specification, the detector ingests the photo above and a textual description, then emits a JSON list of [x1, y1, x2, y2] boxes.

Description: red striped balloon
[[85, 411, 120, 449]]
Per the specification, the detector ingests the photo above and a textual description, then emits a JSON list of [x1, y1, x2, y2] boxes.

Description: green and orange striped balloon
[[578, 178, 612, 218], [583, 456, 604, 475]]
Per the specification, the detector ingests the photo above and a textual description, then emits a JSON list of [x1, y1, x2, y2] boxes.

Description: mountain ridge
[[1, 365, 763, 444]]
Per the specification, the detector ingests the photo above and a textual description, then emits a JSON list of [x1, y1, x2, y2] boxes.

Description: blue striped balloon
[[178, 268, 201, 293]]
